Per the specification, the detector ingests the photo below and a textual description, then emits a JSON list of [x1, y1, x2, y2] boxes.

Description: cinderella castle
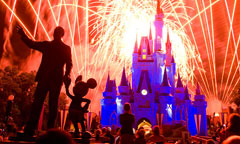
[[100, 0, 207, 136]]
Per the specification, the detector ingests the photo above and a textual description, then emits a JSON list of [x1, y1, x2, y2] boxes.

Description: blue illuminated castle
[[101, 0, 207, 136]]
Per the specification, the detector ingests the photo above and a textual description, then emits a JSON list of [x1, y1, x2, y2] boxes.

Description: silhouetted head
[[123, 103, 131, 113], [53, 26, 64, 40], [229, 113, 240, 129], [153, 125, 160, 136], [137, 129, 145, 138], [36, 128, 75, 144], [73, 78, 97, 97]]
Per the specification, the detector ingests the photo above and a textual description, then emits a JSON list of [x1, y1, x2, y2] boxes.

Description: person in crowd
[[64, 75, 97, 137], [101, 127, 107, 137], [17, 25, 72, 137], [114, 128, 121, 144], [148, 126, 165, 144], [222, 135, 240, 144], [104, 127, 115, 144], [119, 103, 135, 144], [135, 129, 146, 144], [220, 113, 240, 142], [36, 128, 75, 144], [95, 128, 102, 141]]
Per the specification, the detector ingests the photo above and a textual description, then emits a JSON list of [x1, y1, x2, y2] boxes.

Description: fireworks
[[0, 0, 240, 114]]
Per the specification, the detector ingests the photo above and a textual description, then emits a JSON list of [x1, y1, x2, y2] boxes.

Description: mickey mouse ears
[[75, 75, 82, 84], [87, 78, 97, 89]]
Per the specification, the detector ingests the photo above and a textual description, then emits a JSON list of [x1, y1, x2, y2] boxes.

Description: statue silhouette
[[64, 75, 97, 136], [17, 26, 72, 137]]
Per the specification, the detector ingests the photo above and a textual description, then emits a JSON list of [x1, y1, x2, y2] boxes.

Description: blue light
[[166, 104, 172, 118]]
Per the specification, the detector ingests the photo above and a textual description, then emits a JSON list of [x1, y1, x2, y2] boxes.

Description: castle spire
[[166, 29, 171, 45], [105, 73, 112, 92], [176, 73, 183, 88], [161, 67, 170, 87], [134, 34, 138, 53], [157, 0, 163, 14], [149, 25, 152, 40], [171, 56, 175, 63], [184, 85, 190, 100], [120, 67, 128, 86], [196, 82, 201, 95]]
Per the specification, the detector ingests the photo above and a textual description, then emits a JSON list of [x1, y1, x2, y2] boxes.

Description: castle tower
[[184, 85, 198, 135], [118, 67, 130, 114], [193, 83, 207, 136], [154, 0, 164, 52], [165, 31, 176, 94], [101, 74, 117, 126], [159, 68, 174, 124], [173, 73, 185, 121], [165, 30, 172, 66]]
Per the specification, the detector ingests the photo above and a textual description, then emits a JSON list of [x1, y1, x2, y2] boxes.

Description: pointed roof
[[196, 82, 201, 95], [176, 73, 183, 88], [105, 73, 112, 92], [149, 25, 152, 40], [138, 36, 151, 55], [161, 67, 170, 87], [166, 29, 171, 45], [134, 35, 138, 53], [184, 85, 190, 100], [120, 67, 128, 86], [113, 79, 116, 88], [128, 82, 133, 94], [171, 56, 175, 63], [157, 0, 163, 14], [137, 70, 152, 93]]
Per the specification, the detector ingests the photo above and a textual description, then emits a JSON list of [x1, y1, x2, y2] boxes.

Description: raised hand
[[63, 75, 71, 88], [16, 25, 25, 36]]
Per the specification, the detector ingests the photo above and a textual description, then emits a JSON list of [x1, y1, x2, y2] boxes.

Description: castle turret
[[101, 73, 117, 127], [165, 30, 172, 66], [174, 73, 185, 121], [193, 83, 207, 136], [103, 73, 117, 98], [184, 85, 197, 135], [175, 73, 184, 94], [118, 67, 129, 95], [159, 68, 174, 124], [118, 67, 131, 115], [169, 56, 176, 94]]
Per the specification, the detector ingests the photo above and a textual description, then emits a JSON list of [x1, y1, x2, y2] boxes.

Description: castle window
[[142, 55, 146, 59], [142, 49, 146, 53]]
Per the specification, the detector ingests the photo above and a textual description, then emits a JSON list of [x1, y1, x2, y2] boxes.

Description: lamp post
[[5, 95, 14, 125]]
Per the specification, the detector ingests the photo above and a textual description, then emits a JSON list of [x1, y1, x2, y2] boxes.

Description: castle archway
[[137, 118, 152, 134]]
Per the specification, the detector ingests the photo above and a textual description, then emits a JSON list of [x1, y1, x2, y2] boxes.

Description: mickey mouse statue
[[64, 75, 97, 137]]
